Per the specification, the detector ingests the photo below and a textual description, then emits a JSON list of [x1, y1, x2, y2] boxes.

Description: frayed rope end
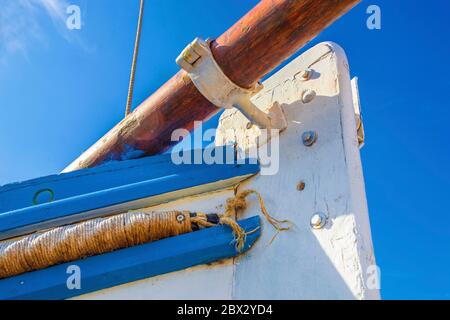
[[192, 190, 292, 252]]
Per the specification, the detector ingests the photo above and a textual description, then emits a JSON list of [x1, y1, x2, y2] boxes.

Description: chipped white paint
[[176, 38, 262, 109], [78, 42, 378, 300], [351, 77, 365, 148], [221, 42, 378, 300]]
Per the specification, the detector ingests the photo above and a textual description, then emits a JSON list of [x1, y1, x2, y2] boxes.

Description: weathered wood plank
[[0, 147, 259, 240], [216, 42, 379, 299]]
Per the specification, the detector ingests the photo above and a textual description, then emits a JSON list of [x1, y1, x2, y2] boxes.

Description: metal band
[[176, 38, 263, 110]]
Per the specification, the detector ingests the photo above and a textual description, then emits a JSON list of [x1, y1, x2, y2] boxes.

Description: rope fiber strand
[[0, 190, 290, 279]]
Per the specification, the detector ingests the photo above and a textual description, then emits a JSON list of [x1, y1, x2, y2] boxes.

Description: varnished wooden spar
[[64, 0, 360, 172]]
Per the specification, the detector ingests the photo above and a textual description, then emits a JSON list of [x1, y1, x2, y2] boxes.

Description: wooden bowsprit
[[63, 0, 361, 172]]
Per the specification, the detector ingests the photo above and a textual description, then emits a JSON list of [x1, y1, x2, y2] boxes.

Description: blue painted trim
[[0, 146, 252, 212], [0, 147, 259, 239], [0, 216, 261, 300]]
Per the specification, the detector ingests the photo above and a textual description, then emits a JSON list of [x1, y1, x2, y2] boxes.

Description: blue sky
[[1, 0, 449, 299]]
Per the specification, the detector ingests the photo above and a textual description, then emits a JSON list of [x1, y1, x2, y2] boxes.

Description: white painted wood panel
[[79, 42, 378, 300], [217, 42, 379, 300]]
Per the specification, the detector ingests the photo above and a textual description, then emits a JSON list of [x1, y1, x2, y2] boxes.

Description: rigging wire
[[125, 0, 145, 117]]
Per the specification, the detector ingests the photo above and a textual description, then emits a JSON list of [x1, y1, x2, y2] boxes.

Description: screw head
[[299, 68, 313, 81], [297, 181, 306, 191], [246, 122, 253, 129], [302, 131, 318, 147], [302, 89, 316, 103], [310, 212, 327, 229], [176, 213, 185, 223]]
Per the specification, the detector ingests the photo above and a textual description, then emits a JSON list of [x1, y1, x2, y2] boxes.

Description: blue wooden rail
[[0, 146, 259, 240], [0, 216, 261, 300]]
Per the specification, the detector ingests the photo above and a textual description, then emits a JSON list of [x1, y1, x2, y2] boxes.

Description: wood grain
[[64, 0, 360, 171]]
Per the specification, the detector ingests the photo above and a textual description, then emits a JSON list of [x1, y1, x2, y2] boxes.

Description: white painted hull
[[75, 42, 379, 300]]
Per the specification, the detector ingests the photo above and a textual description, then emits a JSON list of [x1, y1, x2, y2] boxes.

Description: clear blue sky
[[1, 0, 449, 299]]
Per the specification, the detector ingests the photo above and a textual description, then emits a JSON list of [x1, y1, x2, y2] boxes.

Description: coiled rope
[[0, 190, 291, 279]]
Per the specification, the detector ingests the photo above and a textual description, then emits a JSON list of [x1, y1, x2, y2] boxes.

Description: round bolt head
[[302, 131, 318, 147], [176, 213, 185, 223], [299, 68, 313, 81], [297, 181, 306, 191], [302, 89, 316, 103], [304, 132, 311, 140], [310, 212, 327, 230]]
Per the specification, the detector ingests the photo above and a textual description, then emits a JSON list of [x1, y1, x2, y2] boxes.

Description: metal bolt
[[310, 212, 327, 230], [302, 89, 316, 103], [297, 181, 306, 191], [246, 122, 253, 129], [302, 131, 318, 147], [176, 213, 185, 223], [299, 68, 313, 81]]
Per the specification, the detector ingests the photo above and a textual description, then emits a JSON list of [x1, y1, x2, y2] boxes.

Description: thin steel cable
[[125, 0, 145, 117]]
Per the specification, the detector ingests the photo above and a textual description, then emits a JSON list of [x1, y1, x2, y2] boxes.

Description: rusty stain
[[297, 181, 306, 191], [206, 258, 229, 267]]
